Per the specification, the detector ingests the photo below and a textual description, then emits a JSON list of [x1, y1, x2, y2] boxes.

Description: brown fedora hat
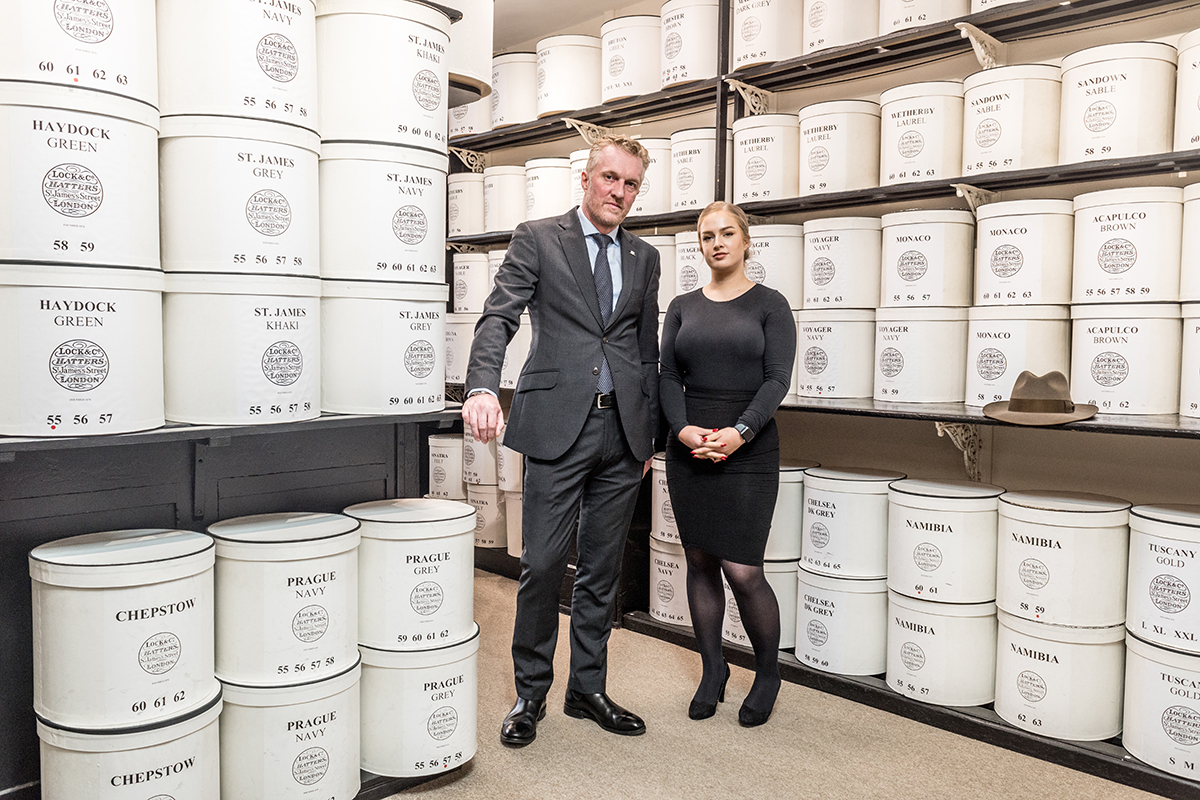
[[983, 371, 1098, 426]]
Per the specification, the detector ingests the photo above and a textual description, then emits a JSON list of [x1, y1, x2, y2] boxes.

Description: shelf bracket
[[450, 147, 486, 173], [956, 22, 1008, 69], [935, 422, 983, 482], [446, 242, 486, 254], [725, 79, 773, 115], [563, 118, 614, 144], [952, 183, 999, 213]]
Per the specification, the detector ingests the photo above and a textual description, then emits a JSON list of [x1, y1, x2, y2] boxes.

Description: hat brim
[[981, 401, 1099, 426]]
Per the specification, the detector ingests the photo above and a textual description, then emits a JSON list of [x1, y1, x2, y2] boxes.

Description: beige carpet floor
[[392, 570, 1158, 800]]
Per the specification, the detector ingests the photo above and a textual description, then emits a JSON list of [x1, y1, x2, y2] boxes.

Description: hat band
[[1006, 397, 1074, 415]]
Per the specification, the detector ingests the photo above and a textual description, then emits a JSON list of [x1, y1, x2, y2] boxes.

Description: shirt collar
[[577, 206, 620, 245]]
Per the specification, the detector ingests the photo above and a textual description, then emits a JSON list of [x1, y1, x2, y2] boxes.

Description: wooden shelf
[[621, 611, 1200, 800], [0, 407, 463, 455]]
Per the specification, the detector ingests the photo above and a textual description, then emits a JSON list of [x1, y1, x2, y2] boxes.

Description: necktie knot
[[591, 233, 612, 249]]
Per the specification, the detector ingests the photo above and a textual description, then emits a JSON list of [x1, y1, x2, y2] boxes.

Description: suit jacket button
[[592, 367, 600, 375]]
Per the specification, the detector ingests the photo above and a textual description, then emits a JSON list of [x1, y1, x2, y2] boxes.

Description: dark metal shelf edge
[[355, 768, 462, 800], [622, 611, 1200, 800]]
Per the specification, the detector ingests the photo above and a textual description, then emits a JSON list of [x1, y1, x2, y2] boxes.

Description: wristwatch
[[734, 423, 754, 443]]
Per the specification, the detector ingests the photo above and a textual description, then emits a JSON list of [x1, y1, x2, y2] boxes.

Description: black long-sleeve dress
[[659, 283, 797, 565]]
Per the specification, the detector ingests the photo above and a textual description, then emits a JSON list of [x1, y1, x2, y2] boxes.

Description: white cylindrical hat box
[[1182, 183, 1200, 303], [801, 467, 906, 579], [468, 484, 506, 548], [723, 561, 799, 650], [649, 538, 691, 626], [1059, 41, 1178, 164], [644, 235, 677, 309], [874, 307, 969, 403], [796, 569, 888, 675], [887, 478, 1005, 604], [961, 64, 1062, 176], [0, 82, 160, 270], [448, 172, 485, 237], [570, 148, 588, 209], [1184, 304, 1200, 417], [766, 462, 819, 561], [358, 625, 479, 778], [446, 0, 493, 104], [461, 424, 498, 486], [997, 490, 1131, 628], [803, 0, 878, 54], [452, 253, 489, 314], [966, 305, 1071, 407], [449, 98, 491, 138], [1070, 303, 1182, 416], [505, 491, 523, 558], [444, 312, 476, 385], [746, 224, 803, 310], [880, 209, 975, 308], [660, 0, 719, 88], [320, 279, 447, 415], [524, 157, 572, 220], [163, 273, 321, 425], [219, 662, 361, 799], [1176, 29, 1200, 152], [632, 138, 673, 216], [1127, 505, 1200, 653], [674, 231, 710, 295], [315, 0, 450, 150], [158, 0, 317, 130], [879, 0, 970, 36], [490, 52, 537, 128], [496, 430, 524, 493], [796, 309, 876, 399], [995, 612, 1125, 741], [500, 314, 532, 390], [1071, 186, 1184, 304], [887, 590, 997, 706], [601, 16, 662, 102], [345, 498, 476, 650], [1, 0, 157, 107], [159, 117, 320, 276], [38, 693, 222, 800], [483, 165, 527, 232], [802, 217, 882, 309], [0, 265, 165, 437], [733, 114, 800, 204], [880, 81, 965, 186], [30, 529, 217, 729], [429, 433, 468, 499], [671, 127, 732, 210], [536, 35, 601, 117], [732, 0, 801, 69], [798, 100, 882, 196], [1123, 633, 1200, 781], [318, 143, 448, 283], [209, 512, 360, 686], [974, 199, 1074, 306], [651, 454, 679, 545]]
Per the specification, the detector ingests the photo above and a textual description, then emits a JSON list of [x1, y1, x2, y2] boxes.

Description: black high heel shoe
[[688, 663, 730, 720], [738, 677, 780, 727]]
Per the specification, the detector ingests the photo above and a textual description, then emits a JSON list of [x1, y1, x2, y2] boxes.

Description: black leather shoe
[[563, 690, 646, 736], [500, 697, 546, 747]]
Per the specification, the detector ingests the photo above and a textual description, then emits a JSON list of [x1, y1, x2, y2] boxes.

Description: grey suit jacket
[[465, 208, 661, 462]]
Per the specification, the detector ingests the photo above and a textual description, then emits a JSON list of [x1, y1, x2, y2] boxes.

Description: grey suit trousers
[[513, 402, 642, 699]]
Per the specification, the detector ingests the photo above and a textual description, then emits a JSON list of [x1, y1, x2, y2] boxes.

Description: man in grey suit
[[461, 134, 660, 747]]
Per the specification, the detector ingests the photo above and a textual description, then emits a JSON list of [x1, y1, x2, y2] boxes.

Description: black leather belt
[[594, 392, 616, 409]]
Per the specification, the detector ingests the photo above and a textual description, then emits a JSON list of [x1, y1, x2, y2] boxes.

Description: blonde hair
[[697, 202, 752, 251], [585, 134, 651, 174]]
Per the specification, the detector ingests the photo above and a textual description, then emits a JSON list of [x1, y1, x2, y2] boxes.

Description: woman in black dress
[[659, 201, 796, 727]]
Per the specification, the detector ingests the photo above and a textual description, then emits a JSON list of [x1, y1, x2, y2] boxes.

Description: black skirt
[[664, 390, 779, 566]]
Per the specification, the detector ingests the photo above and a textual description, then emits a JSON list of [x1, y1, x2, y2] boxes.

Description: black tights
[[684, 547, 781, 712]]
